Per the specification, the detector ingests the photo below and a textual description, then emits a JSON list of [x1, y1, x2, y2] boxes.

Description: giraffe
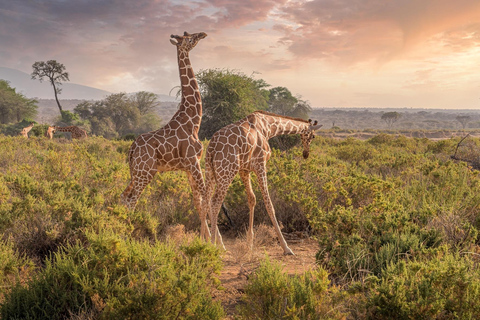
[[19, 122, 34, 138], [54, 126, 88, 139], [45, 126, 56, 139], [121, 31, 215, 239], [204, 111, 322, 255]]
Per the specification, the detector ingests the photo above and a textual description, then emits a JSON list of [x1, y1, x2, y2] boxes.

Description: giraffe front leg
[[255, 167, 294, 255], [186, 168, 210, 242]]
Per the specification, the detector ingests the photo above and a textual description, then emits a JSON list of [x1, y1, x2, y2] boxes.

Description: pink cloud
[[275, 0, 480, 65]]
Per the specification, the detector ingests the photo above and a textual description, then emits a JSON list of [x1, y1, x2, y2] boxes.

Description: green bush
[[367, 250, 480, 319], [0, 240, 35, 304], [238, 257, 346, 319], [0, 231, 224, 320]]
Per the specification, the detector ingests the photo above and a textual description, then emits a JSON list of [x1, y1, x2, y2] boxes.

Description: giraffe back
[[54, 126, 88, 139]]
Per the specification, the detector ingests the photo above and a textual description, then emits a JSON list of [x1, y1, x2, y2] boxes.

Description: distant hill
[[0, 67, 111, 100], [0, 67, 179, 102]]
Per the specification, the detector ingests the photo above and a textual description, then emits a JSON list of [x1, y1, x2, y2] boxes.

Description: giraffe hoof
[[284, 249, 295, 256]]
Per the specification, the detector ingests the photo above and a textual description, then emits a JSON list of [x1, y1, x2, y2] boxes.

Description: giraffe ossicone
[[204, 111, 322, 255]]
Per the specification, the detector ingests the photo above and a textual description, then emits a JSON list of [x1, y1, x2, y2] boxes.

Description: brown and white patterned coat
[[121, 31, 210, 239], [204, 111, 322, 255], [54, 126, 87, 139]]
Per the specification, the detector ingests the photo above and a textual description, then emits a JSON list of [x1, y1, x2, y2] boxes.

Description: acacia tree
[[197, 69, 270, 139], [268, 86, 312, 119], [132, 91, 160, 115], [456, 115, 471, 129], [31, 60, 69, 114], [381, 111, 402, 127], [74, 92, 161, 138]]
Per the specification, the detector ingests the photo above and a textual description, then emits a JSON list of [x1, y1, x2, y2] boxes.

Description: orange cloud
[[275, 0, 480, 66]]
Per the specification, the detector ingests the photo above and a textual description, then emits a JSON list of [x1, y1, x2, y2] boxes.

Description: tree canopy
[[196, 69, 270, 140], [381, 111, 402, 127], [0, 80, 37, 124], [267, 86, 311, 119], [456, 115, 471, 129], [74, 92, 161, 139], [31, 60, 69, 114]]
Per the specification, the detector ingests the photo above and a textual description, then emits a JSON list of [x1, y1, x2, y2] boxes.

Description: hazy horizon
[[2, 0, 480, 109]]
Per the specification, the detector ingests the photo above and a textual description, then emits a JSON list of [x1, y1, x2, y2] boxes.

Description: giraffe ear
[[170, 39, 179, 46]]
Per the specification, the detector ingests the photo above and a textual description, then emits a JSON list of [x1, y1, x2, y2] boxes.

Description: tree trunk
[[53, 85, 63, 113], [50, 77, 63, 113]]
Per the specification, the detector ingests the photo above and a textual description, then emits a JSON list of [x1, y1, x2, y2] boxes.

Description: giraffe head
[[300, 120, 322, 159], [170, 31, 207, 52]]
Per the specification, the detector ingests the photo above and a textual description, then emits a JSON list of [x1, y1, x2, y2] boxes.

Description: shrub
[[367, 250, 480, 319], [238, 257, 346, 319], [0, 240, 35, 304], [0, 231, 224, 320]]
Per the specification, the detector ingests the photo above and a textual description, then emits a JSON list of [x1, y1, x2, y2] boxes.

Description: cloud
[[274, 0, 480, 66]]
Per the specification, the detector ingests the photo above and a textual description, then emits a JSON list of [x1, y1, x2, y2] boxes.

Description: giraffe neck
[[256, 112, 309, 139], [174, 48, 202, 134]]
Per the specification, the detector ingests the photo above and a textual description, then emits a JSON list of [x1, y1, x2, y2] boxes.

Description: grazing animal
[[54, 126, 87, 139], [204, 111, 322, 255]]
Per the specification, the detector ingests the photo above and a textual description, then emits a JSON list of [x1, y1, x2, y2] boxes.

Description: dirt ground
[[212, 228, 319, 318]]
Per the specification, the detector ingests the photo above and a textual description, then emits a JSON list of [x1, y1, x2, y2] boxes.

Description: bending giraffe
[[121, 31, 215, 239], [19, 122, 34, 138], [54, 126, 87, 139], [204, 111, 322, 255]]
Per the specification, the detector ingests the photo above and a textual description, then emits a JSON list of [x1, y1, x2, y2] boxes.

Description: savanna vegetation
[[1, 132, 480, 319], [2, 65, 480, 318]]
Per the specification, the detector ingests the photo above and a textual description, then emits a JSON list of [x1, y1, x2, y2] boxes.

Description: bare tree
[[31, 60, 69, 114]]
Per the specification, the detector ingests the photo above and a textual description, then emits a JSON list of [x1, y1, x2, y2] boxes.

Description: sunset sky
[[1, 0, 480, 109]]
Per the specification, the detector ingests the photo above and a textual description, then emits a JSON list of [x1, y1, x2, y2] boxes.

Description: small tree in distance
[[31, 60, 69, 114], [456, 115, 471, 129], [381, 111, 402, 127]]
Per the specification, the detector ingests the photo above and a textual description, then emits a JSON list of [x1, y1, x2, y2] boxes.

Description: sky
[[1, 0, 480, 109]]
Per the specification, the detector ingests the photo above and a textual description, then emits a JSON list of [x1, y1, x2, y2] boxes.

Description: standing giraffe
[[19, 122, 34, 138], [121, 31, 213, 238], [54, 126, 88, 139], [204, 111, 322, 255], [45, 126, 56, 139]]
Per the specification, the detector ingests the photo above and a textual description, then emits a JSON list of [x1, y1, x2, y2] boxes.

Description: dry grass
[[163, 224, 197, 245], [228, 224, 279, 264]]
